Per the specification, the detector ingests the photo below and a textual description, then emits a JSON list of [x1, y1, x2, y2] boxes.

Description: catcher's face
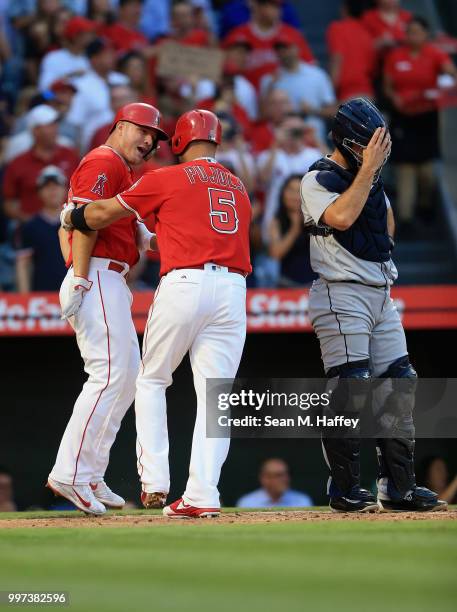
[[118, 121, 158, 165]]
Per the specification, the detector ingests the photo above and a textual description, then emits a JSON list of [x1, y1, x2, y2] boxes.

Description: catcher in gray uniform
[[300, 98, 446, 513]]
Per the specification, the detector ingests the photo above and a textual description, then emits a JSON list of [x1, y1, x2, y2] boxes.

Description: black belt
[[305, 225, 333, 237]]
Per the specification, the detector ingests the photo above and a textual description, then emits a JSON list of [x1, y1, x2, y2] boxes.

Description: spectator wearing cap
[[15, 165, 68, 292], [258, 114, 322, 239], [326, 0, 376, 102], [3, 105, 79, 221], [236, 458, 313, 508], [98, 0, 149, 54], [66, 37, 130, 152], [222, 0, 314, 90], [4, 80, 78, 163], [260, 35, 337, 142], [38, 15, 96, 91]]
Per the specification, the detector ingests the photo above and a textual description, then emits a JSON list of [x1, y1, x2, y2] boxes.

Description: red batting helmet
[[171, 109, 222, 155], [110, 102, 169, 145]]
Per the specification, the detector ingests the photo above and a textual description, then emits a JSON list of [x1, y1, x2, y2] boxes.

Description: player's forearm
[[16, 257, 31, 293], [72, 230, 98, 278], [58, 227, 71, 262], [65, 198, 130, 230], [323, 167, 375, 230]]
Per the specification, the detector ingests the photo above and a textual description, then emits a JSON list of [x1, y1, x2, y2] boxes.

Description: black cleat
[[330, 486, 378, 513], [378, 486, 448, 512]]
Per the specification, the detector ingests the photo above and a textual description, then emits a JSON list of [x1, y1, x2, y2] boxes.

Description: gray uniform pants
[[308, 278, 408, 376]]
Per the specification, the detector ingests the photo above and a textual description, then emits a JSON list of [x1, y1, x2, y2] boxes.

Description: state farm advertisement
[[0, 286, 456, 336]]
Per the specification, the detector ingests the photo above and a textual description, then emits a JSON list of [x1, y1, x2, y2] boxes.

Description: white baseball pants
[[50, 257, 140, 485], [136, 264, 247, 508]]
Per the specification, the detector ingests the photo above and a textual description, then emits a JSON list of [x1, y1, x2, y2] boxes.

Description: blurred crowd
[[0, 0, 455, 292]]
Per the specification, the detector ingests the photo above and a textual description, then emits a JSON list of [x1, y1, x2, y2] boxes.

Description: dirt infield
[[1, 509, 456, 529]]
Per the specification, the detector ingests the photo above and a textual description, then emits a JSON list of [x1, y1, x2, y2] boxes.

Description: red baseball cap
[[64, 16, 96, 41], [50, 78, 77, 93]]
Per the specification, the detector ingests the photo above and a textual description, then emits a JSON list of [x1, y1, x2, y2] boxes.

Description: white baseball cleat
[[90, 481, 125, 509], [47, 478, 106, 515]]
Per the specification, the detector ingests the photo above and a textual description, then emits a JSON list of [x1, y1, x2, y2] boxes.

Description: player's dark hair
[[0, 465, 13, 476]]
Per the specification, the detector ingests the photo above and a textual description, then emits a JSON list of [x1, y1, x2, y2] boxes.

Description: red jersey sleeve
[[116, 171, 163, 222], [70, 157, 125, 203]]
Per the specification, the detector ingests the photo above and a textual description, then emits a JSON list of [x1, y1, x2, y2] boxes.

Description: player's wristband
[[70, 204, 95, 231]]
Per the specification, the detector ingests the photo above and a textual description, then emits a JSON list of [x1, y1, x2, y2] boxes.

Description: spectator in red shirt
[[326, 0, 376, 101], [383, 16, 457, 233], [251, 88, 293, 154], [3, 105, 79, 221], [222, 0, 314, 90], [167, 0, 214, 47], [98, 0, 149, 54], [362, 0, 411, 54]]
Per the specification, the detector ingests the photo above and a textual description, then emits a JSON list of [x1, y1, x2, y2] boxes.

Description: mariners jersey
[[68, 145, 139, 267], [300, 160, 398, 286], [116, 157, 252, 276]]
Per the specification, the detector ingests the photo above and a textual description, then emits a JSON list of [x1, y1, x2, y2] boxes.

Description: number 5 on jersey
[[208, 188, 239, 234]]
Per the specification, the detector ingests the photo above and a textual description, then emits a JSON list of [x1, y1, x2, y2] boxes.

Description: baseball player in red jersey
[[64, 109, 252, 518], [48, 103, 169, 515]]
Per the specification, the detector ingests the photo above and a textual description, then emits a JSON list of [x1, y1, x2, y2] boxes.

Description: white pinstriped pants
[[135, 265, 247, 508], [49, 258, 140, 485]]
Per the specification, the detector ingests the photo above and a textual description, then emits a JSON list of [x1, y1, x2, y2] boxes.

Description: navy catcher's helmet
[[331, 98, 389, 177]]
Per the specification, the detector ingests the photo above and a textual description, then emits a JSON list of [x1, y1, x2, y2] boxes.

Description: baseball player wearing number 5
[[48, 103, 169, 515], [64, 109, 252, 518], [301, 98, 446, 513]]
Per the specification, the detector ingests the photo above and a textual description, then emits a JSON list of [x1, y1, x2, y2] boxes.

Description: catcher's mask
[[331, 98, 390, 181]]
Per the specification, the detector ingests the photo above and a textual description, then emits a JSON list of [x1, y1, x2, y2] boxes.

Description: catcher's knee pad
[[322, 360, 371, 496], [376, 355, 417, 437]]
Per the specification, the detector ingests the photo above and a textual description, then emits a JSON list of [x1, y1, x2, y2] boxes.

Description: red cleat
[[163, 497, 220, 519]]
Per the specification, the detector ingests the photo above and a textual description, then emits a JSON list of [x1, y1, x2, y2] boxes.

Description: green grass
[[1, 513, 456, 612]]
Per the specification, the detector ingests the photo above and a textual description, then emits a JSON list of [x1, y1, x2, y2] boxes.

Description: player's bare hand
[[361, 127, 391, 175]]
